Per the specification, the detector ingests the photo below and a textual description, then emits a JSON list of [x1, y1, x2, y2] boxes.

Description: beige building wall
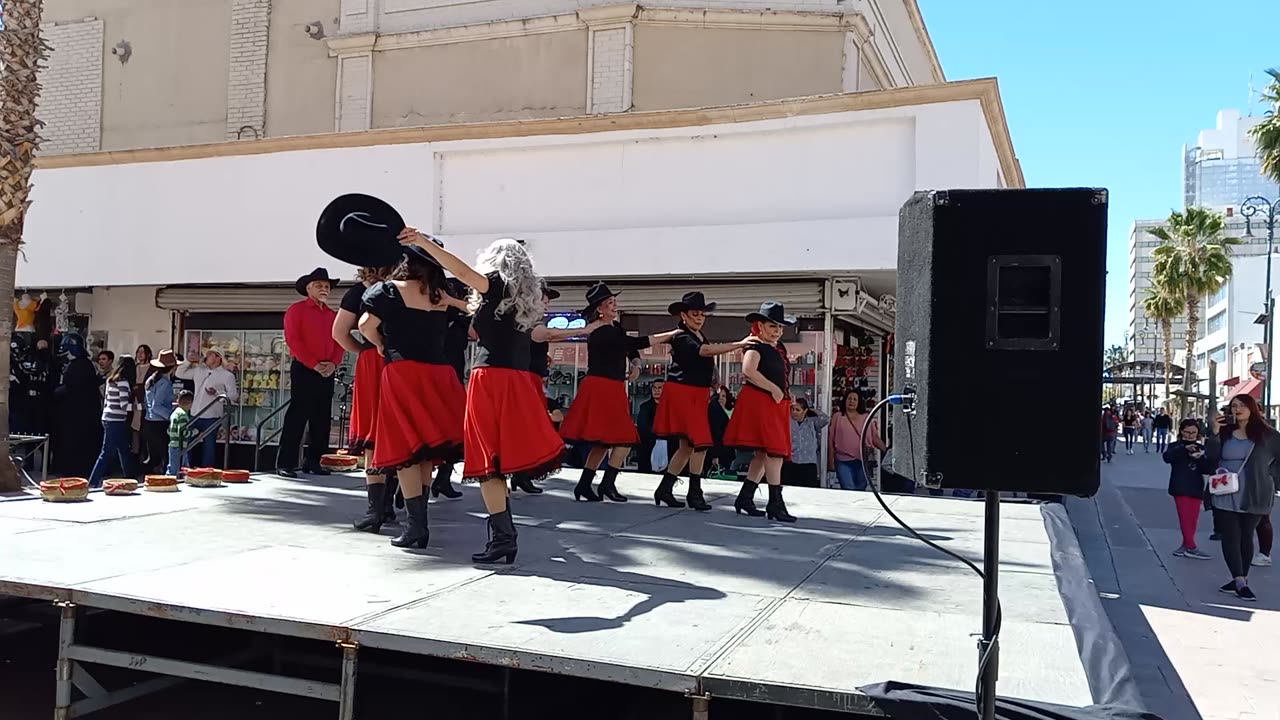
[[631, 25, 845, 112], [264, 0, 340, 138], [370, 32, 589, 128]]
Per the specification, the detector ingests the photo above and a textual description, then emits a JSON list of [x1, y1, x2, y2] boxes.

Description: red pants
[[1174, 495, 1202, 550]]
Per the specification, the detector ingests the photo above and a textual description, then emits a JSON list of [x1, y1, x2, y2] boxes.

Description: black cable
[[859, 395, 1001, 719]]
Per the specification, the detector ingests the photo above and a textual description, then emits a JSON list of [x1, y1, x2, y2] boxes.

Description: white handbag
[[1207, 445, 1253, 496]]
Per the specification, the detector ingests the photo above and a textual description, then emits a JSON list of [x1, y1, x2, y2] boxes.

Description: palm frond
[[1252, 68, 1280, 183]]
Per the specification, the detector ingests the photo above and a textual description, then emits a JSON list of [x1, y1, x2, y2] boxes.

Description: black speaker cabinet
[[892, 189, 1107, 496]]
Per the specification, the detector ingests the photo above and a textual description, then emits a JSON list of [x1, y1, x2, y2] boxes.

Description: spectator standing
[[1141, 410, 1155, 453], [88, 358, 137, 488], [829, 390, 885, 490], [1122, 408, 1139, 455], [783, 398, 828, 487], [1100, 407, 1118, 462], [129, 345, 153, 468], [53, 334, 103, 477], [95, 350, 114, 402], [276, 268, 344, 478], [167, 391, 194, 474], [143, 350, 179, 474], [1153, 409, 1172, 452], [175, 349, 239, 468], [636, 379, 663, 473], [1163, 419, 1213, 560], [707, 386, 735, 475]]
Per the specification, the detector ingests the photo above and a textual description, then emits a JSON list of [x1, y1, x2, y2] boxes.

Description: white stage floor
[[0, 471, 1097, 713]]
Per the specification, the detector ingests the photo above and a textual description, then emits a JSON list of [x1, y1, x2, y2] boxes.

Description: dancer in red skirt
[[654, 291, 753, 511], [401, 230, 561, 565], [725, 302, 797, 523], [333, 265, 400, 532], [358, 241, 467, 548], [561, 282, 678, 502]]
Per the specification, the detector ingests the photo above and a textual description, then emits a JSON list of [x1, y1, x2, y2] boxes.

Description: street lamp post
[[1242, 195, 1280, 416]]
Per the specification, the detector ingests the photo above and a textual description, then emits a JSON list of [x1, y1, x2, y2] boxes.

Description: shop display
[[320, 452, 359, 472], [103, 479, 139, 496], [40, 478, 89, 502], [144, 475, 180, 492], [221, 469, 252, 483]]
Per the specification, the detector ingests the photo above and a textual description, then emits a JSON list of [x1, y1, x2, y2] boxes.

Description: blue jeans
[[166, 447, 189, 475], [834, 459, 867, 491], [191, 417, 220, 467], [88, 421, 133, 487]]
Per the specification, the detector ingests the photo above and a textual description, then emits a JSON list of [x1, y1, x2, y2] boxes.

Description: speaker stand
[[979, 492, 1000, 720]]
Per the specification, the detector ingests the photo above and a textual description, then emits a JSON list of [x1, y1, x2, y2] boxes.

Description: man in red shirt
[[277, 268, 345, 478]]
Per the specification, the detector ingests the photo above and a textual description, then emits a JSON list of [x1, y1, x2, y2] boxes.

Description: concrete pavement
[[1067, 438, 1278, 720]]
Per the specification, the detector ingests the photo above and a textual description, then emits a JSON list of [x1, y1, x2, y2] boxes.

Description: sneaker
[[1183, 548, 1213, 560], [1237, 586, 1257, 602], [1252, 553, 1273, 568], [1220, 581, 1238, 594], [1172, 546, 1188, 557]]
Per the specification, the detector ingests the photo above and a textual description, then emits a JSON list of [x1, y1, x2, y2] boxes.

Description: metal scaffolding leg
[[690, 692, 710, 720], [53, 602, 76, 720], [338, 642, 358, 720]]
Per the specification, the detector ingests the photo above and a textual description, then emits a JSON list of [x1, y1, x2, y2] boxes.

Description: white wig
[[469, 238, 544, 331]]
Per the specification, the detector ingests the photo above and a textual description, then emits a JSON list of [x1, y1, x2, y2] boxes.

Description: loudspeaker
[[892, 189, 1107, 496]]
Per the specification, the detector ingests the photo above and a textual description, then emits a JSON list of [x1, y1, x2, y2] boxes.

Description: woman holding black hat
[[399, 230, 565, 565], [725, 302, 798, 523], [560, 282, 678, 502], [357, 240, 467, 549], [653, 291, 753, 511]]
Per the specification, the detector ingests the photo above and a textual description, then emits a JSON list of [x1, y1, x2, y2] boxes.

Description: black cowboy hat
[[581, 281, 620, 317], [746, 301, 796, 326], [295, 267, 340, 296], [316, 193, 407, 268], [402, 236, 446, 268], [668, 291, 717, 315], [540, 281, 561, 300]]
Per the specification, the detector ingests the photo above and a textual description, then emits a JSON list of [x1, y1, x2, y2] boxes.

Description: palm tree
[[1149, 207, 1239, 416], [0, 0, 49, 492], [1249, 68, 1280, 184], [1142, 285, 1183, 408]]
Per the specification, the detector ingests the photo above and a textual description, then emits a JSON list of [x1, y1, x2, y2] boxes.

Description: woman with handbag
[[1204, 393, 1280, 601], [829, 390, 885, 491]]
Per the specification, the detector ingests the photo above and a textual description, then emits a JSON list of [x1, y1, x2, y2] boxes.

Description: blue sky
[[918, 0, 1276, 347]]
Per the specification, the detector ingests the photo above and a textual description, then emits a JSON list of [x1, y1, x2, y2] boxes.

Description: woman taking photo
[[143, 350, 180, 474], [88, 357, 138, 488], [1162, 418, 1214, 560], [707, 386, 735, 477], [559, 282, 674, 502], [1205, 394, 1279, 601], [358, 241, 467, 549], [784, 398, 829, 488], [723, 302, 797, 523], [404, 231, 564, 565], [829, 390, 885, 491]]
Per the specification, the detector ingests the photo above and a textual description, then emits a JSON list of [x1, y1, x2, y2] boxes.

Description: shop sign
[[1250, 362, 1268, 381]]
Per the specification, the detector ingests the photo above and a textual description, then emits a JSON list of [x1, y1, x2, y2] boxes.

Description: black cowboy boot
[[766, 484, 796, 523], [390, 495, 430, 548], [598, 466, 627, 502], [511, 471, 544, 494], [388, 474, 405, 509], [353, 483, 387, 533], [471, 508, 519, 564], [381, 473, 398, 524], [685, 473, 712, 512], [734, 480, 765, 517], [653, 472, 685, 508], [573, 467, 602, 502], [431, 464, 463, 499]]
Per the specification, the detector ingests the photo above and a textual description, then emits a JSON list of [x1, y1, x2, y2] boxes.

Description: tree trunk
[[1182, 292, 1199, 419], [0, 0, 50, 492], [1161, 318, 1173, 411]]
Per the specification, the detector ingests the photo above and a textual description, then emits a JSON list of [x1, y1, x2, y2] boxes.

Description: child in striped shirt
[[167, 391, 195, 475]]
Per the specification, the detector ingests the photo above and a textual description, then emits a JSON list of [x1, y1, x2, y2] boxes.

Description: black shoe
[[430, 465, 463, 499], [653, 473, 685, 508], [472, 509, 518, 564], [277, 468, 299, 479], [685, 474, 711, 512], [734, 480, 765, 517], [511, 473, 544, 494], [1220, 581, 1238, 594], [598, 467, 627, 502], [353, 483, 387, 533], [1237, 585, 1257, 602], [381, 510, 398, 525], [390, 495, 430, 549], [766, 484, 796, 523], [574, 468, 602, 502], [302, 467, 332, 476]]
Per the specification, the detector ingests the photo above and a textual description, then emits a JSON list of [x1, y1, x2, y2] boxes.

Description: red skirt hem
[[369, 442, 464, 475], [653, 380, 714, 449], [463, 367, 567, 481], [560, 376, 640, 447], [370, 361, 465, 472], [347, 348, 384, 453], [723, 385, 792, 459]]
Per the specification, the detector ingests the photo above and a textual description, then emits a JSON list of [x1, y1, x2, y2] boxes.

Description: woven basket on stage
[[40, 478, 90, 502], [103, 479, 139, 496], [185, 468, 223, 488], [320, 453, 360, 472], [221, 469, 251, 484]]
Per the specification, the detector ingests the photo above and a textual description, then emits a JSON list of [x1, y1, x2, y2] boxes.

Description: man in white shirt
[[175, 349, 239, 468]]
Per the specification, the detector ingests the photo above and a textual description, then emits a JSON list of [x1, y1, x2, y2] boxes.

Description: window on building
[[1206, 310, 1226, 335], [1208, 285, 1228, 306], [1209, 344, 1227, 366]]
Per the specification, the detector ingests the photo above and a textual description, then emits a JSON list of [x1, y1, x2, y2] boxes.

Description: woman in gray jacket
[[1204, 393, 1280, 602], [782, 398, 829, 488]]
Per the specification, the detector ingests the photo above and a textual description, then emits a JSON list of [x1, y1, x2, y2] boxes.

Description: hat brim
[[295, 274, 339, 296], [317, 193, 407, 268], [544, 288, 561, 300], [746, 312, 797, 326], [583, 290, 620, 317], [403, 243, 444, 268], [149, 358, 177, 369], [668, 300, 717, 315]]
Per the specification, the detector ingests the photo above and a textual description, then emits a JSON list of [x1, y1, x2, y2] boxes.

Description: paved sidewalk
[[1067, 440, 1278, 720]]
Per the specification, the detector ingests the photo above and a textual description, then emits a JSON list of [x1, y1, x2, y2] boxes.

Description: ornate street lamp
[[1242, 195, 1280, 413]]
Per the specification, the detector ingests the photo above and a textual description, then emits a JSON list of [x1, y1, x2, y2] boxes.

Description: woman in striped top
[[88, 357, 138, 488]]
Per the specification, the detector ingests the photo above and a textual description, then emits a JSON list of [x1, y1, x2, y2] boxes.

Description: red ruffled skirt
[[347, 347, 383, 453], [370, 360, 465, 473], [463, 367, 565, 482], [724, 385, 792, 459], [654, 381, 714, 449], [560, 376, 639, 446]]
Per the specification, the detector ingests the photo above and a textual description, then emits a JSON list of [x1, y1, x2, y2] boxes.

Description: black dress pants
[[1213, 508, 1263, 578], [276, 361, 335, 471]]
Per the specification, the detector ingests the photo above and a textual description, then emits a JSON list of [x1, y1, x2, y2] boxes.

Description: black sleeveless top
[[339, 283, 375, 350], [361, 282, 449, 365], [745, 341, 788, 393], [471, 272, 532, 371], [587, 323, 649, 381], [666, 323, 715, 387], [529, 340, 550, 377]]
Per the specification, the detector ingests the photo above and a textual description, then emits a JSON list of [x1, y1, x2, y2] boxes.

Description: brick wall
[[589, 27, 629, 114], [226, 0, 272, 140], [38, 19, 104, 155]]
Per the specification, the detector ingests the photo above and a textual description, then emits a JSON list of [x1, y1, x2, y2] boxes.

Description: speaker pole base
[[979, 491, 1000, 720]]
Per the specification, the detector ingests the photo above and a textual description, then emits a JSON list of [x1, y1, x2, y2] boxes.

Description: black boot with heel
[[380, 473, 398, 524], [431, 464, 463, 499], [472, 509, 519, 564], [766, 484, 796, 523], [574, 468, 602, 502], [353, 483, 387, 533], [685, 474, 712, 512], [653, 472, 685, 508], [390, 495, 430, 548], [734, 480, 765, 517], [511, 472, 544, 494], [598, 466, 627, 502]]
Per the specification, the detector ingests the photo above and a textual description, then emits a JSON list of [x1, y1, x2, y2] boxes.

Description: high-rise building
[[1183, 109, 1280, 210]]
